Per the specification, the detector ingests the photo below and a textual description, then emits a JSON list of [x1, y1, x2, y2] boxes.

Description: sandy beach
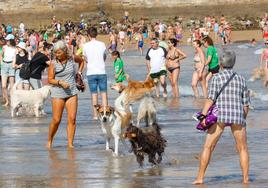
[[0, 40, 268, 187]]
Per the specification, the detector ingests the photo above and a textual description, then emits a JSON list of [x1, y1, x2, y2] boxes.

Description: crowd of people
[[1, 12, 268, 185]]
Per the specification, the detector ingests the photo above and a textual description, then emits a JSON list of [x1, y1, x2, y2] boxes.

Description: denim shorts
[[1, 62, 15, 77], [87, 74, 107, 93]]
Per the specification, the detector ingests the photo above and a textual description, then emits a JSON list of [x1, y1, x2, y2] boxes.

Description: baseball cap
[[5, 34, 15, 40]]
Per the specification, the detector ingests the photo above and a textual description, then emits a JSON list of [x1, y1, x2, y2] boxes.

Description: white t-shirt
[[145, 47, 167, 74], [3, 45, 16, 62], [83, 39, 107, 76]]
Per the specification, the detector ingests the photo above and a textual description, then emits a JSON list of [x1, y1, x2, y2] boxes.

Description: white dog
[[136, 96, 157, 127], [95, 103, 131, 156], [10, 83, 51, 117]]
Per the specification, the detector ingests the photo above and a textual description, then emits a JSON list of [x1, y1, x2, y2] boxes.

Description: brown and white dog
[[95, 104, 132, 156], [124, 122, 167, 167]]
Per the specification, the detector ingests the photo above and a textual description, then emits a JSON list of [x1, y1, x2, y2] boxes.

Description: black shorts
[[150, 70, 167, 79], [208, 65, 220, 74]]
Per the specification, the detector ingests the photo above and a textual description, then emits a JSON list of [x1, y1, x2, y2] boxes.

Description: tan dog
[[95, 104, 132, 156], [119, 76, 155, 106]]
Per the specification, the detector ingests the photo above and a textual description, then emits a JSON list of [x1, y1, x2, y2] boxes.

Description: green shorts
[[150, 70, 167, 79]]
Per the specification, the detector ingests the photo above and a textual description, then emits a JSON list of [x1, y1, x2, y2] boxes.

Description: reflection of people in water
[[48, 149, 78, 187]]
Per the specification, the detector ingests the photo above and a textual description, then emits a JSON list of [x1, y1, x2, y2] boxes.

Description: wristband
[[197, 114, 206, 121]]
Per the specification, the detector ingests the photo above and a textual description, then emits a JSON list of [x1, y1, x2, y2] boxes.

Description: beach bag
[[193, 72, 236, 131], [195, 105, 218, 131], [75, 73, 85, 92]]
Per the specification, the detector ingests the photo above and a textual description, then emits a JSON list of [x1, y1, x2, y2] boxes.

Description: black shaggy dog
[[124, 123, 167, 167]]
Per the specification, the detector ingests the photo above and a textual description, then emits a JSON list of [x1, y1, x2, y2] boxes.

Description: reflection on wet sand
[[0, 42, 268, 187], [48, 149, 79, 188]]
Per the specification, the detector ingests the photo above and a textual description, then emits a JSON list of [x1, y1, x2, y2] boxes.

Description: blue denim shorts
[[1, 62, 15, 77], [87, 74, 107, 93]]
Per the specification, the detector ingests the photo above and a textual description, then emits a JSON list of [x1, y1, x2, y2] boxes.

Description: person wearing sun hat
[[12, 41, 30, 90]]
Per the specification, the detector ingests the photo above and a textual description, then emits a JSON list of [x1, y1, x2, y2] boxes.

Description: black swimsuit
[[168, 66, 180, 73], [167, 50, 180, 73]]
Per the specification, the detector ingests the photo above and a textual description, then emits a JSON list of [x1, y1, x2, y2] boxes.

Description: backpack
[[19, 61, 32, 80]]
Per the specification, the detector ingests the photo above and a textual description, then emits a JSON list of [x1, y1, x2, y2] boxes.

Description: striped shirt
[[208, 69, 250, 125], [51, 59, 78, 99]]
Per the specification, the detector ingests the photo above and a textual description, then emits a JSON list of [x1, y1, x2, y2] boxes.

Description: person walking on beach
[[191, 40, 207, 98], [166, 38, 186, 98], [83, 27, 108, 120], [1, 36, 16, 106], [260, 40, 268, 86], [28, 41, 51, 89], [193, 51, 250, 185], [146, 38, 168, 98], [203, 36, 219, 90], [111, 51, 126, 92], [108, 31, 117, 53], [137, 31, 144, 55], [47, 40, 84, 148], [12, 42, 30, 90]]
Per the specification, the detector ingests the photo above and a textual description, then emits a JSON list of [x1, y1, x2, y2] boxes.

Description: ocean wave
[[254, 48, 264, 55]]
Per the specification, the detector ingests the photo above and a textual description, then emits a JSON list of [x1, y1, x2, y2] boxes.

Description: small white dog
[[136, 96, 157, 127], [95, 104, 131, 156], [10, 83, 51, 117]]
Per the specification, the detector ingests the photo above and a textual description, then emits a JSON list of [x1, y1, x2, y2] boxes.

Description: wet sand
[[0, 42, 268, 187]]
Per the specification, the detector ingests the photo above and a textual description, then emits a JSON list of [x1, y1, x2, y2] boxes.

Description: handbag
[[194, 72, 236, 131], [75, 73, 85, 92]]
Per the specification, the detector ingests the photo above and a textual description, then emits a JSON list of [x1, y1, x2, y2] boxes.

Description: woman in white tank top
[[1, 39, 16, 106]]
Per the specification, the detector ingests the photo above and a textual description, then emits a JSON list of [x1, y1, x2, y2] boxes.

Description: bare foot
[[243, 178, 249, 184], [68, 144, 74, 148], [46, 142, 52, 149], [192, 179, 203, 185]]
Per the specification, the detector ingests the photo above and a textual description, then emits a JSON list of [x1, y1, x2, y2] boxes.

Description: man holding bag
[[193, 51, 250, 184]]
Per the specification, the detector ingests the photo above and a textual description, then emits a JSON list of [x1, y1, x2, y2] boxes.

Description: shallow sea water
[[0, 42, 268, 188]]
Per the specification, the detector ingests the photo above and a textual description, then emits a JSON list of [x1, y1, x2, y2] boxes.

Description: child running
[[111, 51, 126, 92]]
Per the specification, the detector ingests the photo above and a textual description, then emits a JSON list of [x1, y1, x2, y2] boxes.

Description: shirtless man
[[108, 31, 117, 53], [118, 29, 125, 53], [137, 31, 144, 55]]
